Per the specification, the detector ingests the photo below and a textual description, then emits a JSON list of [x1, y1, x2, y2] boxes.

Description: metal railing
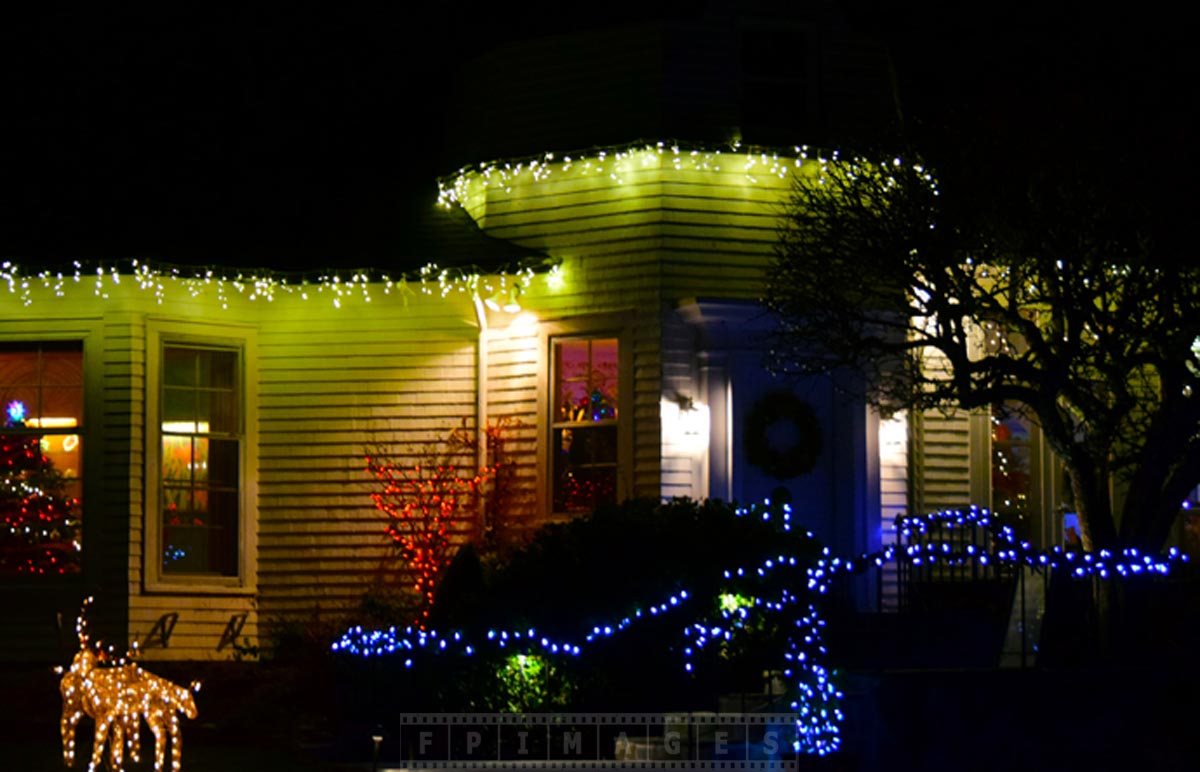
[[894, 514, 1017, 614]]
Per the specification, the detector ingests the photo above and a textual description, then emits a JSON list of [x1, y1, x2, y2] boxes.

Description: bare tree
[[765, 145, 1200, 552]]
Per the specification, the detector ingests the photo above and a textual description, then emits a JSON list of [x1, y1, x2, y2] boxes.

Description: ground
[[5, 655, 1200, 771]]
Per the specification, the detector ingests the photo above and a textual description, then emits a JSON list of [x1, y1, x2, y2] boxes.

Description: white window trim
[[537, 315, 634, 519], [144, 319, 257, 594]]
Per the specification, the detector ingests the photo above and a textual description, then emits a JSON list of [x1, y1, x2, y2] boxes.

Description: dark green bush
[[381, 497, 822, 711], [430, 497, 814, 635]]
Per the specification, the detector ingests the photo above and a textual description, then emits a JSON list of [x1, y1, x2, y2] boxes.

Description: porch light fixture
[[484, 287, 522, 313], [878, 412, 907, 465], [661, 395, 710, 458]]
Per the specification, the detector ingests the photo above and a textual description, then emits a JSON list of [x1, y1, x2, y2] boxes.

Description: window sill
[[144, 576, 255, 596]]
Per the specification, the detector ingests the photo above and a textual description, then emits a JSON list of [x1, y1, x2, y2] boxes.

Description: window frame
[[538, 316, 633, 519], [0, 329, 95, 582], [144, 321, 257, 594], [969, 406, 1067, 549]]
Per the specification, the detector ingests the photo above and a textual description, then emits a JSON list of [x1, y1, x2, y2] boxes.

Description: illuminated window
[[160, 345, 240, 576], [0, 341, 84, 577], [991, 402, 1039, 542], [551, 337, 619, 514]]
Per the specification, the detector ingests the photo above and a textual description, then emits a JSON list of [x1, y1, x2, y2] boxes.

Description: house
[[0, 142, 909, 662], [0, 7, 946, 662]]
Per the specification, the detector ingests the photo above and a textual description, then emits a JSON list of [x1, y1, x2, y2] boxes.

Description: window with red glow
[[991, 402, 1035, 541], [551, 337, 619, 514], [0, 341, 84, 577]]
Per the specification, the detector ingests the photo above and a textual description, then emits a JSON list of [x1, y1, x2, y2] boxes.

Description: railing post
[[876, 555, 883, 613], [1019, 562, 1027, 668]]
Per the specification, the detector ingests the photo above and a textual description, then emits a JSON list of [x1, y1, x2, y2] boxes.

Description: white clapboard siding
[[913, 408, 972, 515], [456, 147, 813, 512], [479, 316, 542, 540], [128, 597, 258, 663], [251, 294, 482, 641]]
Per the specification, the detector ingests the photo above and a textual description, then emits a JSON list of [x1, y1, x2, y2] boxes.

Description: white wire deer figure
[[57, 598, 200, 772]]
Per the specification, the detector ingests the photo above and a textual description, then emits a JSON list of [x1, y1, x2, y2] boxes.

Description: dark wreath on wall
[[743, 391, 823, 480]]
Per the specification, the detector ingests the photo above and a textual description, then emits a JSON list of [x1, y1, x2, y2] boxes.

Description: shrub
[[411, 497, 820, 711]]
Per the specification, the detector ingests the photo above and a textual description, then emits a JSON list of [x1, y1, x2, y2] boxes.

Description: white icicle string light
[[436, 140, 842, 211], [0, 259, 545, 310]]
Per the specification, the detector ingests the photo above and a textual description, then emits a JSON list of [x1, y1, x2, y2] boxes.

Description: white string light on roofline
[[0, 259, 546, 310], [437, 140, 827, 210]]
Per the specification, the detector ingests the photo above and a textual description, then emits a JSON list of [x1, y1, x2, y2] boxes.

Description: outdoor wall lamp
[[662, 394, 710, 458]]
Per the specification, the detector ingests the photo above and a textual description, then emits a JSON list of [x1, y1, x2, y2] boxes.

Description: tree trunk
[[1119, 448, 1200, 552], [1068, 462, 1117, 551]]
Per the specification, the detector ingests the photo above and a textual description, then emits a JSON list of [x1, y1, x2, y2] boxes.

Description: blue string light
[[331, 501, 1190, 757]]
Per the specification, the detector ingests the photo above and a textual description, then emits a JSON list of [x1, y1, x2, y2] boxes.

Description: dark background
[[1, 2, 1191, 269]]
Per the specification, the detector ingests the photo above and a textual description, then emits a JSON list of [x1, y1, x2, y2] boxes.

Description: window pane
[[554, 467, 617, 513], [553, 468, 617, 515], [162, 523, 208, 574], [42, 386, 84, 421], [198, 350, 237, 390], [206, 439, 239, 486], [550, 337, 619, 515], [589, 339, 618, 397], [162, 387, 198, 430], [553, 426, 618, 513], [163, 347, 196, 387], [557, 380, 591, 421], [556, 340, 591, 382], [40, 430, 81, 478], [162, 490, 238, 576], [992, 405, 1034, 539], [0, 347, 40, 386], [554, 338, 618, 422], [160, 343, 240, 578], [41, 347, 84, 386], [0, 342, 84, 578], [556, 426, 617, 465], [163, 483, 191, 517], [162, 436, 196, 482], [198, 388, 238, 434], [207, 489, 241, 576]]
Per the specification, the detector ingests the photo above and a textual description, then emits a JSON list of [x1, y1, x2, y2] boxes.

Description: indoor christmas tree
[[0, 400, 81, 576]]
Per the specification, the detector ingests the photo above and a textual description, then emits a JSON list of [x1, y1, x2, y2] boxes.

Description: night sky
[[1, 3, 1192, 271]]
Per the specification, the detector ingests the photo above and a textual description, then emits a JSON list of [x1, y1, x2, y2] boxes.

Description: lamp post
[[372, 725, 384, 772]]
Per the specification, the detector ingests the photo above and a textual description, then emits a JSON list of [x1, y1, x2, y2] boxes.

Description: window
[[986, 401, 1074, 548], [159, 344, 241, 577], [0, 342, 84, 577], [551, 337, 619, 514], [991, 403, 1036, 537]]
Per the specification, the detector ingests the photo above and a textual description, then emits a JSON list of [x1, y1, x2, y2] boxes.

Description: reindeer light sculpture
[[57, 598, 200, 772]]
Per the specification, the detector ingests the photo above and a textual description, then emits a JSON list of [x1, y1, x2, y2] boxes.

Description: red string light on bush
[[365, 454, 495, 625]]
